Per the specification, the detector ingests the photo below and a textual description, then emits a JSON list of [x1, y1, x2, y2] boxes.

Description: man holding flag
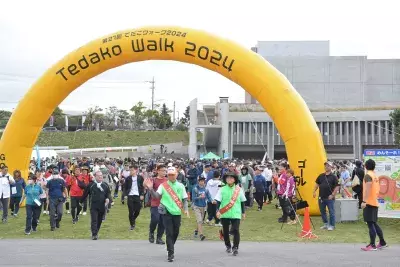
[[144, 166, 190, 262]]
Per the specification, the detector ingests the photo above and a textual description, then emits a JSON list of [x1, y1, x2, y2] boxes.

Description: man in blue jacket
[[192, 176, 212, 240], [186, 162, 198, 201]]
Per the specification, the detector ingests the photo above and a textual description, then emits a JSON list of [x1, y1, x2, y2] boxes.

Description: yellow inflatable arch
[[0, 26, 326, 215]]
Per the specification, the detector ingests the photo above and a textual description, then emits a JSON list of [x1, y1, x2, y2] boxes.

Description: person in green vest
[[144, 166, 190, 263], [215, 172, 246, 256]]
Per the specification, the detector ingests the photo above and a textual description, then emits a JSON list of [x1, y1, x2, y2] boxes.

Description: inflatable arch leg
[[0, 26, 326, 215]]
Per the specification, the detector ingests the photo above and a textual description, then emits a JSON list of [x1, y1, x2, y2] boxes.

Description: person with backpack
[[191, 176, 213, 240], [80, 170, 112, 240], [215, 172, 246, 256], [0, 166, 15, 223], [352, 160, 365, 209]]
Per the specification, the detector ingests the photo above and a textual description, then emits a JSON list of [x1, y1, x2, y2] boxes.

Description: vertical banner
[[65, 115, 69, 131], [364, 149, 400, 218], [49, 116, 54, 127], [35, 145, 40, 170], [82, 115, 86, 128]]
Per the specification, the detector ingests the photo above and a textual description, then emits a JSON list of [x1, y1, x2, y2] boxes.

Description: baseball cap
[[324, 161, 333, 167], [167, 167, 177, 175]]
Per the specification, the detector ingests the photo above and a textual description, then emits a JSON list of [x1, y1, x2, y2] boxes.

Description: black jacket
[[123, 175, 144, 197], [81, 182, 111, 212]]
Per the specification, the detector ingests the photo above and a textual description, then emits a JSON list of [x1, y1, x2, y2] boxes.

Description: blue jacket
[[192, 185, 212, 207], [187, 167, 199, 185], [253, 174, 267, 193], [205, 170, 214, 184], [11, 178, 26, 198], [25, 183, 43, 206], [46, 178, 66, 199]]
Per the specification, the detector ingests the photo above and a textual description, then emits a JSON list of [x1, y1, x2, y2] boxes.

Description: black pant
[[25, 204, 40, 232], [207, 202, 220, 224], [71, 196, 82, 220], [264, 181, 273, 202], [367, 221, 386, 246], [90, 208, 105, 236], [149, 207, 165, 239], [1, 197, 9, 220], [38, 198, 47, 220], [244, 192, 251, 207], [163, 212, 181, 255], [353, 185, 363, 208], [221, 218, 240, 249], [82, 198, 88, 212], [127, 195, 141, 226], [255, 192, 264, 210], [10, 196, 21, 215], [121, 184, 126, 203], [279, 196, 295, 221]]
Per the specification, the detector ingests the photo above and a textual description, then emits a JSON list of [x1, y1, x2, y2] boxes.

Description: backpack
[[352, 174, 360, 187]]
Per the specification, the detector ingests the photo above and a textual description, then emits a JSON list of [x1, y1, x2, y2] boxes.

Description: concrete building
[[189, 41, 399, 160]]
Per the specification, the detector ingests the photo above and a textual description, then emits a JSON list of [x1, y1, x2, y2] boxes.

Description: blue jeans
[[318, 199, 335, 227]]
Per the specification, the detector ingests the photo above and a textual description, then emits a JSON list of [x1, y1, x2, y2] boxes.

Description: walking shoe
[[377, 242, 388, 249], [13, 214, 18, 217], [320, 224, 328, 230], [72, 220, 77, 225], [167, 253, 174, 262], [200, 234, 206, 241], [327, 226, 334, 231], [43, 211, 47, 215], [56, 222, 60, 229], [226, 247, 232, 253], [130, 225, 135, 231], [149, 232, 155, 243], [361, 245, 377, 251], [67, 211, 70, 214], [92, 235, 98, 240], [37, 220, 39, 224], [205, 220, 211, 225], [278, 218, 287, 223], [50, 227, 55, 231], [215, 223, 222, 227], [2, 218, 7, 224], [232, 247, 238, 256], [32, 228, 37, 232], [156, 238, 165, 245], [25, 230, 31, 235], [287, 220, 296, 225]]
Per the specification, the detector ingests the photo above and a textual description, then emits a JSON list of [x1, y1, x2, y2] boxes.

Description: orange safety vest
[[363, 170, 379, 207]]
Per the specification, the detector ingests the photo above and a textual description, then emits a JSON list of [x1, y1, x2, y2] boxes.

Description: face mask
[[27, 180, 33, 185]]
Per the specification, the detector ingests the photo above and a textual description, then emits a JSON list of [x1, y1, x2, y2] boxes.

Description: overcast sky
[[0, 0, 399, 116]]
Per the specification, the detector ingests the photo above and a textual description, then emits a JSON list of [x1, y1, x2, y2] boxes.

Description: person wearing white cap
[[144, 166, 190, 262]]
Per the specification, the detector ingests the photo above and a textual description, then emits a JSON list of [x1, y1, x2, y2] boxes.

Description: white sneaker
[[46, 211, 50, 215], [320, 224, 328, 230], [83, 212, 87, 216], [215, 223, 222, 227], [67, 211, 71, 214], [327, 226, 335, 231], [43, 211, 47, 215]]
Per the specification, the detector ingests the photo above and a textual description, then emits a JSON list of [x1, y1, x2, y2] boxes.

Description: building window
[[367, 122, 371, 135]]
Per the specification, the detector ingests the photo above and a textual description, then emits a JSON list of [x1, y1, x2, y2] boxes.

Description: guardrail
[[56, 146, 139, 154]]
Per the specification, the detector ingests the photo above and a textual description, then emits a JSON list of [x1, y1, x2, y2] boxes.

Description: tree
[[156, 103, 173, 130], [45, 106, 65, 129], [130, 101, 146, 130], [84, 106, 102, 131], [118, 109, 130, 129], [179, 105, 190, 127], [104, 106, 119, 130], [390, 109, 400, 144], [144, 109, 159, 130], [0, 110, 12, 129]]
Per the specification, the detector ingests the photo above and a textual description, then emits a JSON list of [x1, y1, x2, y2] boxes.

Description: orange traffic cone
[[298, 207, 318, 239]]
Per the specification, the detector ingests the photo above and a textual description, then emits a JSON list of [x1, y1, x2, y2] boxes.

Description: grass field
[[32, 131, 191, 148], [1, 198, 400, 244]]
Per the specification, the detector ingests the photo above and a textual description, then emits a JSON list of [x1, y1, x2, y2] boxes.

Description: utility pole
[[149, 76, 155, 110], [173, 101, 176, 125]]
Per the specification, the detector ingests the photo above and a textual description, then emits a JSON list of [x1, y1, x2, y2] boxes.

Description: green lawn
[[34, 131, 191, 148], [1, 199, 400, 243]]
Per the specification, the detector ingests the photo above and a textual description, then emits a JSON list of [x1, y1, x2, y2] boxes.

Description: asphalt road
[[0, 240, 398, 267]]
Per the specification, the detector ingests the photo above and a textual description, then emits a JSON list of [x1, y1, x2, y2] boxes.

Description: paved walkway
[[0, 240, 398, 266]]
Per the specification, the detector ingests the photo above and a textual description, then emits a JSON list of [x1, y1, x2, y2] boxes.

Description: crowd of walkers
[[0, 155, 389, 261]]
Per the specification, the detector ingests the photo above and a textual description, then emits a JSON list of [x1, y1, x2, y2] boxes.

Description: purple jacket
[[277, 173, 295, 198]]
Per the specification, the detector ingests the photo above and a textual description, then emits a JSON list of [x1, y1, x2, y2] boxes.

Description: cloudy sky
[[0, 0, 398, 116]]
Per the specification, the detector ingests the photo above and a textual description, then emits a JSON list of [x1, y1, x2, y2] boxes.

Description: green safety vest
[[160, 180, 186, 215], [220, 185, 242, 219]]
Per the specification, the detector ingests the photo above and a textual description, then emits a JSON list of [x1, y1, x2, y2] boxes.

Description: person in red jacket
[[148, 164, 168, 245], [66, 166, 88, 224], [80, 166, 92, 215]]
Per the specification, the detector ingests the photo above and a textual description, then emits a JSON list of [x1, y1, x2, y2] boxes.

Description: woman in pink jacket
[[277, 164, 296, 224]]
